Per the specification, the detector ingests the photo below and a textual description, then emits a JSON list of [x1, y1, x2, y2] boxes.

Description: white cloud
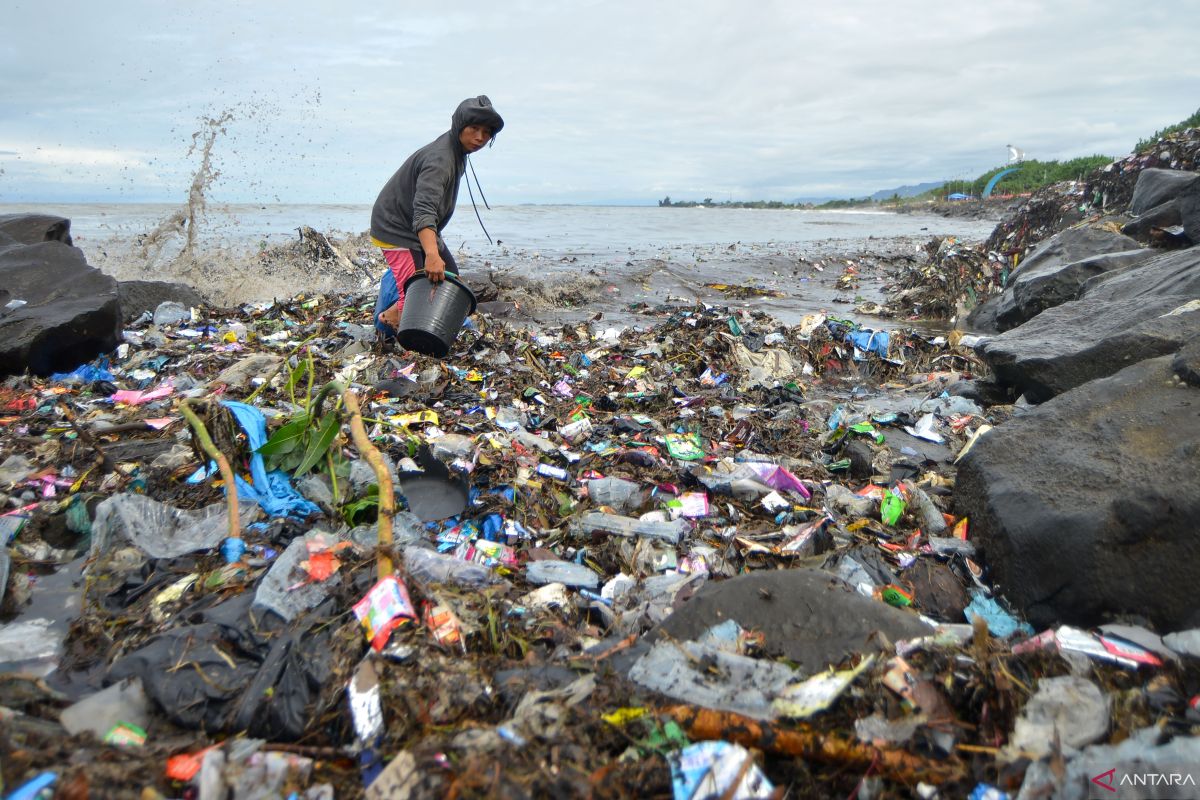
[[0, 0, 1196, 203]]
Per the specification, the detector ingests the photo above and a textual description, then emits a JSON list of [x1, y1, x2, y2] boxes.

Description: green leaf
[[257, 414, 311, 457], [293, 413, 340, 477], [340, 484, 379, 526], [281, 449, 305, 474], [284, 358, 309, 393]]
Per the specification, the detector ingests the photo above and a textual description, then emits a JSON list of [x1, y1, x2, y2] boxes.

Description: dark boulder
[[0, 213, 73, 246], [1121, 200, 1183, 238], [117, 280, 206, 323], [649, 568, 929, 675], [0, 240, 121, 376], [966, 227, 1146, 333], [1179, 183, 1200, 244], [945, 379, 1013, 406], [1128, 168, 1200, 216], [1174, 338, 1200, 387], [994, 248, 1150, 332], [979, 247, 1200, 402], [955, 352, 1200, 630]]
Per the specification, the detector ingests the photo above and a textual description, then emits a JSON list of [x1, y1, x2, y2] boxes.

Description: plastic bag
[[91, 493, 259, 559]]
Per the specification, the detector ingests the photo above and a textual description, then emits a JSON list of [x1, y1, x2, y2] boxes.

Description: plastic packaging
[[880, 490, 906, 526], [152, 300, 190, 327], [0, 618, 61, 667], [60, 677, 151, 738], [1008, 675, 1109, 758], [587, 477, 646, 513], [219, 401, 323, 521], [669, 741, 775, 800], [559, 417, 593, 444], [570, 511, 688, 545], [526, 559, 601, 589], [91, 493, 259, 559], [629, 640, 799, 720], [353, 574, 417, 650], [403, 545, 500, 589], [494, 406, 523, 431], [254, 533, 344, 621], [0, 453, 34, 486]]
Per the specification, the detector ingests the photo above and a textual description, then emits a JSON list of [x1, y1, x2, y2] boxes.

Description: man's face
[[459, 124, 492, 153]]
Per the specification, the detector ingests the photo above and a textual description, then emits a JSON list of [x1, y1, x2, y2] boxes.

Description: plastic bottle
[[902, 480, 947, 535], [403, 546, 498, 589], [570, 511, 687, 545]]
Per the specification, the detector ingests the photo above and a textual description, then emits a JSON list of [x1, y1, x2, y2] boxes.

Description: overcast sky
[[1, 1, 1197, 205]]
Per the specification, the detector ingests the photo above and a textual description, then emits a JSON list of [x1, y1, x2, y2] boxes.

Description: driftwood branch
[[340, 387, 394, 578], [663, 705, 963, 785]]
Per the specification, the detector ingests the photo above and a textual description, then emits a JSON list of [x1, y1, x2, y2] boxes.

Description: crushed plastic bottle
[[403, 546, 501, 589], [526, 559, 601, 589], [91, 493, 260, 560], [430, 433, 476, 462], [570, 511, 688, 545], [902, 480, 947, 535], [586, 477, 645, 513]]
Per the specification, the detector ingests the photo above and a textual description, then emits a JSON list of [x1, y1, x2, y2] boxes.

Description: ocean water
[[5, 202, 996, 255], [1, 202, 998, 325]]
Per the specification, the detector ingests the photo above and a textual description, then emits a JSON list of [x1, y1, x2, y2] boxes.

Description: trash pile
[[1082, 125, 1200, 215], [986, 126, 1200, 262], [882, 236, 998, 321], [887, 127, 1200, 323], [2, 291, 1199, 799]]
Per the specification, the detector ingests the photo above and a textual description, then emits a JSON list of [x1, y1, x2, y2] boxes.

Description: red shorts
[[381, 248, 417, 315]]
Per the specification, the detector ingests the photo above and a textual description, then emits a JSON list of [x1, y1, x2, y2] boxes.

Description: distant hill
[[868, 181, 945, 201]]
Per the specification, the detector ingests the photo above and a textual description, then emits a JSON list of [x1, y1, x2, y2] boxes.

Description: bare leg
[[378, 301, 402, 330]]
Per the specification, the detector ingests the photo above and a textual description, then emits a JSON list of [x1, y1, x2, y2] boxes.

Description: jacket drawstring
[[464, 154, 493, 245]]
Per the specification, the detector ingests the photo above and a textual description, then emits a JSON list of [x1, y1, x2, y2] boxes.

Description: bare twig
[[180, 399, 240, 539], [59, 404, 115, 473]]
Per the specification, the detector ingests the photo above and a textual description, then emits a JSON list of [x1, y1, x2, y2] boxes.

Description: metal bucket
[[396, 273, 477, 357]]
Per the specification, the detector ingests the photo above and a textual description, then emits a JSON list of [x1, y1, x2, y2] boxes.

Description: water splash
[[138, 110, 232, 265]]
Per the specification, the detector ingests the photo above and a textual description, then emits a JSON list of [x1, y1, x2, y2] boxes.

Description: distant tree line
[[656, 107, 1200, 209], [1135, 106, 1200, 153], [658, 155, 1118, 209]]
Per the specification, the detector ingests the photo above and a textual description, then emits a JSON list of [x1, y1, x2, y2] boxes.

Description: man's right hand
[[424, 251, 446, 283]]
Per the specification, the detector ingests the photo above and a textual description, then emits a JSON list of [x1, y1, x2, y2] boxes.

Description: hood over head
[[452, 95, 504, 138]]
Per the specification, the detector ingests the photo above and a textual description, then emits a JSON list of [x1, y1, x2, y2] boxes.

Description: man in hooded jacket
[[371, 95, 504, 336]]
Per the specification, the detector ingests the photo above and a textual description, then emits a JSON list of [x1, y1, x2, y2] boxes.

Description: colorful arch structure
[[982, 167, 1021, 198]]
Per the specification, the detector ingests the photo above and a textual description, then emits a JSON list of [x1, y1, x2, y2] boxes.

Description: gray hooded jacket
[[370, 96, 504, 251]]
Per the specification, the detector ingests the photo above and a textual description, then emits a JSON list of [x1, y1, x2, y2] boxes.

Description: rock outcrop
[[117, 280, 207, 323], [977, 247, 1200, 402], [0, 213, 73, 246], [966, 227, 1148, 334], [0, 230, 121, 376], [956, 351, 1200, 631]]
